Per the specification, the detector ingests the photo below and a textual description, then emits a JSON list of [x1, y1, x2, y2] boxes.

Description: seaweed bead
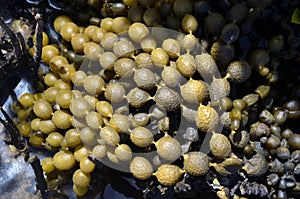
[[130, 126, 154, 147], [154, 164, 184, 186], [210, 133, 232, 159], [226, 61, 252, 83], [195, 105, 219, 132], [183, 152, 210, 176], [154, 86, 181, 112], [53, 150, 76, 170], [180, 79, 208, 104], [155, 135, 182, 161], [33, 99, 53, 119], [130, 157, 153, 180]]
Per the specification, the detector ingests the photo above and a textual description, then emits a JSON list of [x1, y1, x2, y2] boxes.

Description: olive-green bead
[[132, 113, 150, 127], [96, 101, 113, 118], [19, 93, 35, 107], [70, 98, 91, 118], [128, 5, 144, 22], [161, 66, 183, 87], [154, 164, 184, 186], [130, 157, 153, 180], [155, 135, 182, 162], [130, 126, 153, 147], [112, 17, 131, 34], [85, 111, 103, 129], [266, 135, 281, 149], [60, 22, 79, 42], [46, 132, 64, 148], [180, 79, 208, 104], [230, 108, 242, 120], [288, 134, 300, 150], [104, 82, 126, 103], [182, 34, 197, 52], [195, 105, 219, 132], [73, 169, 91, 187], [183, 151, 210, 176], [229, 3, 248, 23], [154, 86, 181, 112], [53, 79, 72, 90], [181, 14, 198, 33], [91, 27, 106, 44], [109, 114, 130, 133], [100, 126, 120, 146], [243, 93, 259, 107], [52, 110, 72, 129], [226, 61, 251, 83], [18, 122, 32, 137], [115, 144, 132, 162], [101, 32, 119, 50], [195, 53, 218, 79], [84, 75, 105, 95], [127, 88, 151, 108], [210, 133, 232, 159], [74, 145, 90, 162], [113, 40, 135, 58], [92, 145, 107, 159], [33, 99, 53, 119], [173, 0, 192, 18], [141, 35, 157, 53], [205, 12, 225, 35], [29, 133, 44, 147], [124, 0, 138, 6], [31, 118, 41, 131], [162, 38, 181, 59], [73, 184, 88, 197], [255, 85, 270, 99], [55, 89, 73, 109], [53, 150, 76, 170], [41, 157, 55, 173], [274, 110, 287, 125], [220, 97, 233, 111], [80, 157, 95, 174], [176, 53, 196, 77], [80, 127, 97, 144], [211, 41, 235, 68], [233, 99, 247, 111], [128, 22, 149, 43], [134, 68, 158, 90], [83, 41, 103, 61], [268, 35, 284, 52], [65, 129, 81, 148], [44, 73, 59, 87], [143, 8, 161, 26], [151, 48, 169, 67], [100, 17, 113, 32], [54, 15, 72, 33], [71, 33, 90, 53], [114, 58, 137, 77], [209, 78, 231, 103]]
